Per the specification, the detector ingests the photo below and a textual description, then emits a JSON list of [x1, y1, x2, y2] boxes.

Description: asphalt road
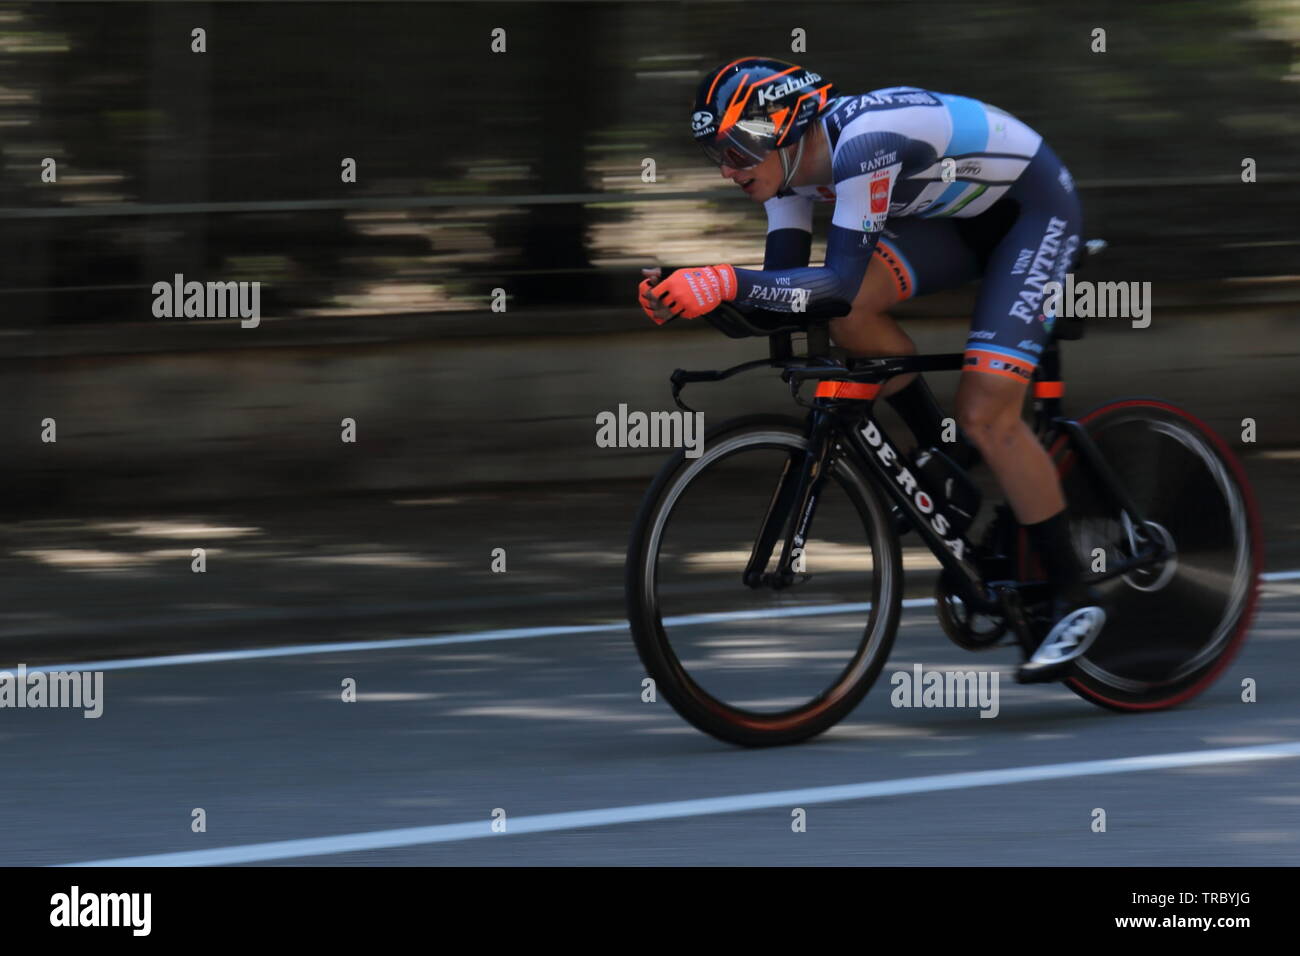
[[2, 402, 1297, 866], [1, 515, 1296, 866]]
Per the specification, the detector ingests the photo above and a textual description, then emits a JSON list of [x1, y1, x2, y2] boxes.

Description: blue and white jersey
[[735, 87, 1048, 313], [825, 87, 1043, 220]]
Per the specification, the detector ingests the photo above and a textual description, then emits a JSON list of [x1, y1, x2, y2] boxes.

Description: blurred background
[[0, 0, 1295, 643], [1, 0, 1299, 868], [2, 0, 1298, 506]]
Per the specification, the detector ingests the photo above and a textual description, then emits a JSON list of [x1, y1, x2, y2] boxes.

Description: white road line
[[24, 623, 633, 675], [1262, 569, 1300, 582], [19, 599, 926, 674], [59, 741, 1300, 867], [20, 569, 1300, 674]]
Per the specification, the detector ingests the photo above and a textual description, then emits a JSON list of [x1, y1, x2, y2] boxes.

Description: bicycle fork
[[743, 410, 837, 590]]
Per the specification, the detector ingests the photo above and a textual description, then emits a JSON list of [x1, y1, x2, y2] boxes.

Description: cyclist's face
[[718, 148, 785, 203]]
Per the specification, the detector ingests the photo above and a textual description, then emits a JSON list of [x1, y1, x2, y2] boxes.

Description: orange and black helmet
[[691, 57, 838, 169]]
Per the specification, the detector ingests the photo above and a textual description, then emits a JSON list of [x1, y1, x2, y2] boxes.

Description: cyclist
[[639, 57, 1104, 682]]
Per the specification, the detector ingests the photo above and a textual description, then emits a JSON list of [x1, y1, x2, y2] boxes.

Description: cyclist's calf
[[956, 372, 1065, 523]]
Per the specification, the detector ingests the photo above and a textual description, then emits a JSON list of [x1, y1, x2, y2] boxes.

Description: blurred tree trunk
[[145, 3, 211, 303], [508, 8, 613, 306]]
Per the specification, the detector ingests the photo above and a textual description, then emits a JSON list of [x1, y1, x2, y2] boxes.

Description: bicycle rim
[[625, 417, 902, 747]]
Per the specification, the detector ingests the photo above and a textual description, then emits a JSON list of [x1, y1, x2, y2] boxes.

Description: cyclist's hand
[[650, 265, 737, 321], [638, 268, 675, 325]]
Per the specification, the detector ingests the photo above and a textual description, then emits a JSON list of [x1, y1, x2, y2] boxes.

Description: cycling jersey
[[731, 86, 1083, 384]]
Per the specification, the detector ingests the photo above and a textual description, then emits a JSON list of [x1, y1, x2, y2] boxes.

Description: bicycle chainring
[[934, 573, 1009, 651]]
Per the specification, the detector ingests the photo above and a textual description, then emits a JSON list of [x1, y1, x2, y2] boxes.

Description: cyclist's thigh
[[964, 143, 1084, 385], [859, 217, 982, 309]]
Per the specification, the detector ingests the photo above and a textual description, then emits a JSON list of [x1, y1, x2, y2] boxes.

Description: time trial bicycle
[[625, 241, 1261, 747]]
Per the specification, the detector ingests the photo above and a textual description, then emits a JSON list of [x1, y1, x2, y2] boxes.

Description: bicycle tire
[[625, 414, 903, 747]]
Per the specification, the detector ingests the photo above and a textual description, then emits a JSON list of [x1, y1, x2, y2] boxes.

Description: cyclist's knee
[[831, 310, 917, 394], [955, 374, 1025, 448], [835, 258, 910, 355]]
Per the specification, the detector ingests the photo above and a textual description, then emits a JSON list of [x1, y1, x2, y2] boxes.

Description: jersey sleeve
[[731, 129, 910, 313], [762, 193, 814, 270]]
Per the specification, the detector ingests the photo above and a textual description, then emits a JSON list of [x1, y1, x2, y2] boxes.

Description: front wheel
[[625, 415, 903, 747], [1024, 399, 1262, 710]]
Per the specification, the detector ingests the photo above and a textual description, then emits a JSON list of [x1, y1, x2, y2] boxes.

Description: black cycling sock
[[1024, 509, 1087, 605], [886, 376, 980, 469]]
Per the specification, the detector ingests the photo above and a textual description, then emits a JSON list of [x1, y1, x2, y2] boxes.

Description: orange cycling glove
[[641, 265, 737, 323], [638, 276, 669, 325]]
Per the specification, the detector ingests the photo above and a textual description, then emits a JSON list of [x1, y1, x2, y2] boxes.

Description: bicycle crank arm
[[992, 585, 1041, 659]]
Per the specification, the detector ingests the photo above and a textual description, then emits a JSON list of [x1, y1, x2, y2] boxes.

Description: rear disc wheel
[[1024, 400, 1261, 710]]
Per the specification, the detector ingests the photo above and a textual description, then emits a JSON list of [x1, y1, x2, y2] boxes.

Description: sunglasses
[[699, 137, 766, 171], [703, 144, 760, 170]]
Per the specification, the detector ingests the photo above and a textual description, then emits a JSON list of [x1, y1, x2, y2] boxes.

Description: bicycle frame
[[670, 311, 1174, 620], [781, 351, 1001, 614]]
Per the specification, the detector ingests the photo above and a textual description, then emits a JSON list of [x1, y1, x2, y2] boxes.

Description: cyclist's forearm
[[736, 226, 875, 312], [732, 264, 846, 311]]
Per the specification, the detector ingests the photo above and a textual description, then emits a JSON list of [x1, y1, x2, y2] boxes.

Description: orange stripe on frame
[[814, 381, 881, 400]]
